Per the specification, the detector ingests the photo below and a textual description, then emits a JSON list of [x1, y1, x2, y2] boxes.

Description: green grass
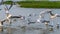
[[3, 1, 60, 8], [3, 1, 13, 4]]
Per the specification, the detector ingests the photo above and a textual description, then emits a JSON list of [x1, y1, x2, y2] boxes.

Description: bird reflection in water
[[0, 26, 3, 32], [7, 27, 12, 34], [56, 24, 60, 29]]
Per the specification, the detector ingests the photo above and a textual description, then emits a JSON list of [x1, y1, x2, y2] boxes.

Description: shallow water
[[0, 5, 60, 34]]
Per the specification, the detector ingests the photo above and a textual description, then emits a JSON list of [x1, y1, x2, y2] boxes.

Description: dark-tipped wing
[[1, 19, 7, 23], [57, 15, 60, 17], [42, 20, 50, 23], [10, 16, 22, 18], [5, 1, 13, 11], [8, 2, 13, 10], [49, 11, 54, 16]]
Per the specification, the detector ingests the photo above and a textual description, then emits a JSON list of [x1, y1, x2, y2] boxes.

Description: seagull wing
[[8, 2, 13, 10], [0, 0, 3, 5]]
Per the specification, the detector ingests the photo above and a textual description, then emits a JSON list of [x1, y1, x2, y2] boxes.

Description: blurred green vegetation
[[3, 1, 13, 4], [3, 1, 60, 8]]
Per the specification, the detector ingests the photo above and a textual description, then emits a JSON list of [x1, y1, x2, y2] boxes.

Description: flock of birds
[[0, 8, 60, 30], [0, 0, 60, 32]]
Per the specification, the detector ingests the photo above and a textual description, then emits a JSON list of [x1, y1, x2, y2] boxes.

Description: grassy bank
[[3, 1, 60, 8]]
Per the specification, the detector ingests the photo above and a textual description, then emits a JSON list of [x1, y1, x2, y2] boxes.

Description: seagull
[[4, 6, 12, 24], [37, 9, 60, 26], [4, 7, 25, 20], [48, 11, 60, 29], [28, 19, 36, 25], [4, 8, 24, 24], [37, 9, 52, 23]]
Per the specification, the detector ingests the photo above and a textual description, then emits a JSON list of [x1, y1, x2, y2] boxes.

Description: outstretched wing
[[8, 2, 13, 10], [5, 1, 13, 11], [0, 0, 3, 5]]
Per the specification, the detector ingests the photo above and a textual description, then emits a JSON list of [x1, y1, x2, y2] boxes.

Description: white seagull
[[37, 9, 52, 23]]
